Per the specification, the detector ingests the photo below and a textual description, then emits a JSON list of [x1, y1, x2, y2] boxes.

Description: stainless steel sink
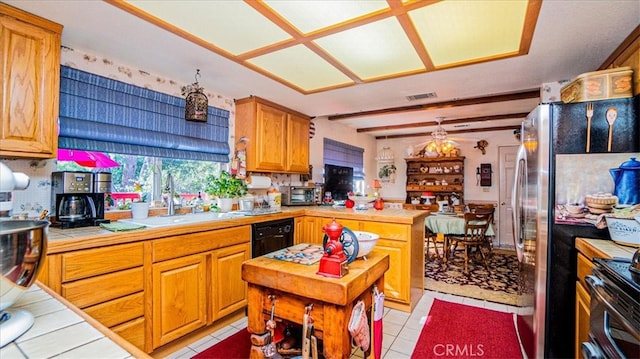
[[118, 211, 246, 228]]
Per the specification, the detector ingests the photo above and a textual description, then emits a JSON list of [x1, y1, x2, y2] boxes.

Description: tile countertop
[[575, 237, 637, 261], [45, 206, 429, 254], [0, 283, 150, 359]]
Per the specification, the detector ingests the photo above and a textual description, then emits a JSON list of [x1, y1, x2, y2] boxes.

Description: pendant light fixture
[[184, 69, 208, 122]]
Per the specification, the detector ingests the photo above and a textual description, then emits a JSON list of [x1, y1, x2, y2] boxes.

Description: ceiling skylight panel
[[247, 45, 353, 92], [314, 17, 424, 80], [410, 0, 528, 66], [263, 0, 388, 34], [126, 1, 291, 55]]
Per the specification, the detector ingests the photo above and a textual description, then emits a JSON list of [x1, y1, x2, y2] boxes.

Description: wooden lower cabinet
[[152, 254, 208, 348], [575, 252, 594, 359], [44, 242, 146, 350], [211, 243, 250, 321], [150, 226, 251, 350], [575, 281, 590, 359], [45, 225, 251, 353]]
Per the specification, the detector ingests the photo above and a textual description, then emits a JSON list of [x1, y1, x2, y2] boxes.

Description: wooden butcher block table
[[242, 247, 389, 359]]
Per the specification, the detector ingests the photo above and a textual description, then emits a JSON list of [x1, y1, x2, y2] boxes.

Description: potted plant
[[205, 171, 247, 212], [130, 182, 150, 218]]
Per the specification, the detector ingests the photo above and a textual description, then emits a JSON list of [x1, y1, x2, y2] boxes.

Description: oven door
[[584, 275, 640, 359]]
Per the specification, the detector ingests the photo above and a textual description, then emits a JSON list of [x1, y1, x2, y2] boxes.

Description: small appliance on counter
[[51, 171, 110, 229], [317, 219, 353, 278], [281, 185, 318, 206], [0, 162, 30, 220]]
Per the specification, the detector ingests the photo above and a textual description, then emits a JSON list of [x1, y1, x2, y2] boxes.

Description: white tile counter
[[0, 283, 150, 359]]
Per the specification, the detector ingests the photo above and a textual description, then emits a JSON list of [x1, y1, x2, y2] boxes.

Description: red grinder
[[317, 218, 349, 278]]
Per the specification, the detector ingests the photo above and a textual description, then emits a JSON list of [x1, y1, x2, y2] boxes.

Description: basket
[[605, 216, 640, 247]]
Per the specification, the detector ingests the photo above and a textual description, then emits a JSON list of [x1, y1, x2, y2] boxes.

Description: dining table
[[425, 212, 495, 263]]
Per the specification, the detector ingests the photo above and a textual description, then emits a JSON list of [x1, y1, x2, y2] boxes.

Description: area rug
[[424, 248, 519, 305], [192, 328, 250, 359], [411, 299, 523, 359]]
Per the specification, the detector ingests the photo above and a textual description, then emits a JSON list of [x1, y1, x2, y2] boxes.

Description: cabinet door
[[575, 281, 591, 359], [300, 216, 323, 245], [152, 254, 207, 348], [211, 243, 250, 321], [254, 103, 287, 172], [0, 9, 60, 158], [286, 114, 310, 172], [371, 238, 409, 304]]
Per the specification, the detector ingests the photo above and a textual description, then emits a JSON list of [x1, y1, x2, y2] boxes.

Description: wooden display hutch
[[405, 157, 465, 208]]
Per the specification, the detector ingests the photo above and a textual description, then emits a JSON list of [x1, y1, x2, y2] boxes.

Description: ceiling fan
[[407, 117, 479, 157]]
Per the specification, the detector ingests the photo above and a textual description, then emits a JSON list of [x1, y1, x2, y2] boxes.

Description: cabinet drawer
[[61, 243, 144, 282], [153, 225, 250, 262], [361, 222, 408, 241], [62, 267, 143, 308], [112, 317, 145, 350], [83, 292, 144, 328], [577, 252, 594, 288]]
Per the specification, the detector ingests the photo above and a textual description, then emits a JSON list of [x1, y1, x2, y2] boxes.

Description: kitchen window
[[56, 153, 223, 206], [56, 66, 231, 206]]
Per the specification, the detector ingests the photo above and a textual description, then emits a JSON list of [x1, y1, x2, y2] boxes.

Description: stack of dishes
[[585, 193, 618, 214]]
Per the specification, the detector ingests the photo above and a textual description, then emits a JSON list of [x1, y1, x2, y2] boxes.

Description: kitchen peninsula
[[37, 206, 428, 353]]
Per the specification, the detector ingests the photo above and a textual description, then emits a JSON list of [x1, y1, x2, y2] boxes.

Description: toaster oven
[[281, 186, 317, 206]]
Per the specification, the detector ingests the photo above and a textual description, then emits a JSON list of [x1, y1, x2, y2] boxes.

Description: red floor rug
[[412, 299, 523, 359], [193, 328, 250, 359]]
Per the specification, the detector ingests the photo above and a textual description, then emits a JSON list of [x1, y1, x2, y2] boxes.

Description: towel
[[100, 222, 146, 232]]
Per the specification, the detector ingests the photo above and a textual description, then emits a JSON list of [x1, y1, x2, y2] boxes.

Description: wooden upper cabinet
[[0, 4, 62, 158], [235, 96, 310, 174], [286, 113, 311, 173]]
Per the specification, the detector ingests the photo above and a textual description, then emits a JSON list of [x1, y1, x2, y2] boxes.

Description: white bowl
[[353, 231, 380, 258], [348, 196, 375, 209]]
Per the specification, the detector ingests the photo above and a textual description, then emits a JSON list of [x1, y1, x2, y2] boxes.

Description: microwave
[[281, 186, 318, 206]]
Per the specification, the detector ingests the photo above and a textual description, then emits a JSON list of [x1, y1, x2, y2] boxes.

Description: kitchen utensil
[[263, 295, 278, 358], [0, 220, 49, 347], [610, 157, 640, 205], [606, 107, 617, 152], [585, 102, 593, 152]]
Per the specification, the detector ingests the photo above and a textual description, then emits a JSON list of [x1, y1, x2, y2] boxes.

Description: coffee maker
[[51, 171, 110, 228]]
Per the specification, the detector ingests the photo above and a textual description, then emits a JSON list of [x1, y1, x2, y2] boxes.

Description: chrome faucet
[[166, 172, 175, 216]]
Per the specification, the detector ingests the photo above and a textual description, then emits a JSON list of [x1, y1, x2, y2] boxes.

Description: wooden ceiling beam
[[375, 125, 522, 139], [328, 89, 540, 120], [357, 112, 529, 133]]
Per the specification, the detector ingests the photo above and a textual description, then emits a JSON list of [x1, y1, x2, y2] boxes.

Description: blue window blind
[[323, 138, 365, 179], [57, 66, 230, 162]]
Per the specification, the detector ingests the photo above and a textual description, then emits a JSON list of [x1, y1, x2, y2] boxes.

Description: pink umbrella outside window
[[57, 149, 120, 168]]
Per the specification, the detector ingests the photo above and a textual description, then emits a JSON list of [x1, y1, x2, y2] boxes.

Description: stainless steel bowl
[[0, 220, 49, 311]]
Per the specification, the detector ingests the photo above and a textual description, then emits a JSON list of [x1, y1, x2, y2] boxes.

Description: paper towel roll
[[246, 175, 272, 189]]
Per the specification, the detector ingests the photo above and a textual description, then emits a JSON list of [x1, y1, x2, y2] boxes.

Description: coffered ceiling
[[4, 0, 639, 140]]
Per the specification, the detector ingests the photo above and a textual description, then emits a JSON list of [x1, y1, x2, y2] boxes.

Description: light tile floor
[[164, 290, 520, 359]]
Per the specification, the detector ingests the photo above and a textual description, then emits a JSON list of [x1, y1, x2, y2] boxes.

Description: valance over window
[[323, 138, 365, 179], [58, 66, 230, 162]]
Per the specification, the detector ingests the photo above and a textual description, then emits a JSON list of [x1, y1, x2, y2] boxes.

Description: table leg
[[247, 284, 268, 359]]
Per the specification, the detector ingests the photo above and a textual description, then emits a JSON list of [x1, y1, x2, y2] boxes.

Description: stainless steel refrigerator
[[512, 95, 639, 358]]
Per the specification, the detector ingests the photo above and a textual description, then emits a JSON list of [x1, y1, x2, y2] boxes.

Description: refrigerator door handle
[[512, 144, 527, 262]]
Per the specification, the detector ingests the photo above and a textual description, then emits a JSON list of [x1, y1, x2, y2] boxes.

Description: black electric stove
[[594, 257, 640, 297]]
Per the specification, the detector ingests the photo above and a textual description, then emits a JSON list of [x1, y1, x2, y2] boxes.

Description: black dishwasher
[[251, 218, 294, 258]]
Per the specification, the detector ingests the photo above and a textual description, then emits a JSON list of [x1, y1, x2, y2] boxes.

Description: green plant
[[205, 171, 247, 198]]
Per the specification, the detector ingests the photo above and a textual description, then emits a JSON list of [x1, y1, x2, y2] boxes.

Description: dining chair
[[424, 203, 446, 261], [447, 212, 493, 275], [466, 203, 496, 256]]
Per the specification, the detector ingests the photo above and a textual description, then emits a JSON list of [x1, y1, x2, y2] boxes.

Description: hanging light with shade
[[183, 69, 208, 122], [424, 117, 458, 156]]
